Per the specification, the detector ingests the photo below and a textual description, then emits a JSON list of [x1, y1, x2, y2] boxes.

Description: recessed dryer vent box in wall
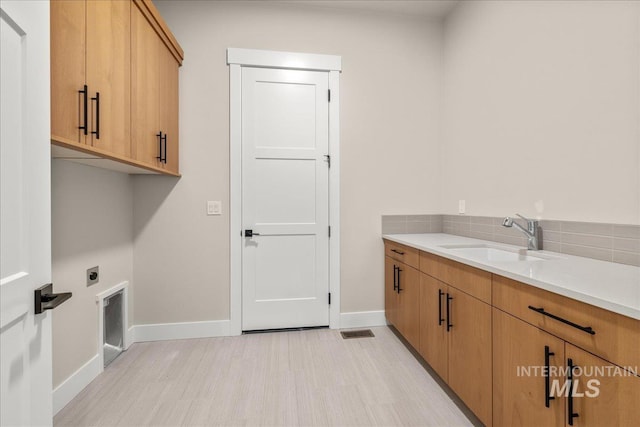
[[103, 291, 124, 367]]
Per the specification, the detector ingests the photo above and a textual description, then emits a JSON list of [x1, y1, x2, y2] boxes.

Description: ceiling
[[274, 0, 459, 19]]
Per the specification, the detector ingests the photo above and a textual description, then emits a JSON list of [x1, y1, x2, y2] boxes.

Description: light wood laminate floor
[[54, 327, 474, 426]]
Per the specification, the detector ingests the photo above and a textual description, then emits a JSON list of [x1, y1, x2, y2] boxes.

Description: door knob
[[244, 229, 261, 237]]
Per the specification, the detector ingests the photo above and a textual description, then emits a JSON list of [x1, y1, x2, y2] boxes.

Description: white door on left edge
[[0, 1, 53, 426], [242, 67, 330, 331]]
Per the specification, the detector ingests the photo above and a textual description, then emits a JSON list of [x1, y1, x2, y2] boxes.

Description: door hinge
[[324, 154, 331, 168], [328, 89, 331, 102], [328, 292, 331, 305], [328, 226, 331, 237]]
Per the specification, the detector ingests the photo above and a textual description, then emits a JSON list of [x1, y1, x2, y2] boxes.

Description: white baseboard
[[125, 325, 135, 349], [53, 354, 101, 415], [339, 310, 387, 329], [132, 319, 231, 342]]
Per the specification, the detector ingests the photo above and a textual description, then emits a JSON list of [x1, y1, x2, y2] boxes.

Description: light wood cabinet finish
[[50, 0, 182, 176], [158, 43, 179, 174], [387, 241, 638, 427], [51, 0, 86, 145], [131, 0, 181, 173], [384, 246, 420, 350], [384, 241, 419, 269], [447, 287, 492, 427], [396, 264, 420, 350], [419, 273, 448, 381], [384, 256, 399, 328], [131, 2, 161, 167], [417, 270, 492, 426], [493, 308, 565, 427], [85, 0, 130, 156], [420, 251, 492, 303], [565, 343, 639, 427], [493, 274, 640, 372]]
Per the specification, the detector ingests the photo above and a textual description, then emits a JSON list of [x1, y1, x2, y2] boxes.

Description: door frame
[[227, 48, 342, 335]]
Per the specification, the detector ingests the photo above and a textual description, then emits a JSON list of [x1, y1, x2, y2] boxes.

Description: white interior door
[[0, 1, 53, 426], [241, 67, 330, 331]]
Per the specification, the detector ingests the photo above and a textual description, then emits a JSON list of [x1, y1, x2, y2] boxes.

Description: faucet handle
[[516, 213, 538, 233]]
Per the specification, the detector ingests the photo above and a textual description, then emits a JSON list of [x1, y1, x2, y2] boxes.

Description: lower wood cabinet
[[419, 272, 492, 426], [494, 308, 639, 427], [419, 273, 448, 380], [447, 286, 492, 426], [384, 255, 419, 349], [385, 256, 399, 327], [493, 308, 566, 427], [385, 239, 639, 427], [565, 343, 639, 427]]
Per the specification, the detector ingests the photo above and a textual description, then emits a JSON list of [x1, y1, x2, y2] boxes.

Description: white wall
[[52, 160, 133, 388], [442, 0, 640, 225], [132, 0, 443, 325]]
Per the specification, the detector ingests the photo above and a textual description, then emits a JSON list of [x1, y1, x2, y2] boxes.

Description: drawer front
[[420, 251, 491, 303], [384, 240, 419, 269], [493, 274, 640, 372]]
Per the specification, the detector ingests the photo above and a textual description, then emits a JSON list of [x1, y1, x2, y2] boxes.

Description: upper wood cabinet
[[51, 0, 130, 156], [131, 0, 181, 175], [50, 0, 183, 176]]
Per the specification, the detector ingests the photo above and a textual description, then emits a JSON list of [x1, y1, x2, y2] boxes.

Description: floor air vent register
[[340, 329, 375, 339]]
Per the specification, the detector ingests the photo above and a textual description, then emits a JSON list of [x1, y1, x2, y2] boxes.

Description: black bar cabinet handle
[[156, 131, 163, 161], [567, 358, 579, 425], [162, 133, 167, 163], [91, 92, 100, 139], [544, 345, 555, 408], [393, 265, 398, 291], [438, 289, 444, 326], [390, 249, 405, 255], [396, 267, 403, 293], [78, 85, 88, 135], [528, 306, 595, 335], [446, 293, 453, 331]]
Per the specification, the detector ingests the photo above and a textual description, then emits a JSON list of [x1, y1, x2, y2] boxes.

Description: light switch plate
[[207, 201, 222, 215], [458, 200, 466, 214]]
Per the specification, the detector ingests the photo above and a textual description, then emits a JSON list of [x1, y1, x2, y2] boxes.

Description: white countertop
[[383, 233, 640, 320]]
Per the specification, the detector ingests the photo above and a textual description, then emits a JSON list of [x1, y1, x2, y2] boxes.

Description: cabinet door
[[419, 273, 448, 381], [447, 287, 492, 427], [85, 0, 130, 156], [493, 308, 565, 427], [158, 44, 179, 173], [131, 3, 161, 166], [50, 0, 86, 145], [397, 264, 420, 350], [565, 344, 639, 427], [384, 256, 399, 327]]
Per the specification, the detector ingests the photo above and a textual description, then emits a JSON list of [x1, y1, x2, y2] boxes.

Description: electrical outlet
[[87, 266, 99, 286], [458, 200, 466, 214]]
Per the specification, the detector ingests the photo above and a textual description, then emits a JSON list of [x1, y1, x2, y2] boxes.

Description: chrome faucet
[[502, 214, 541, 250]]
